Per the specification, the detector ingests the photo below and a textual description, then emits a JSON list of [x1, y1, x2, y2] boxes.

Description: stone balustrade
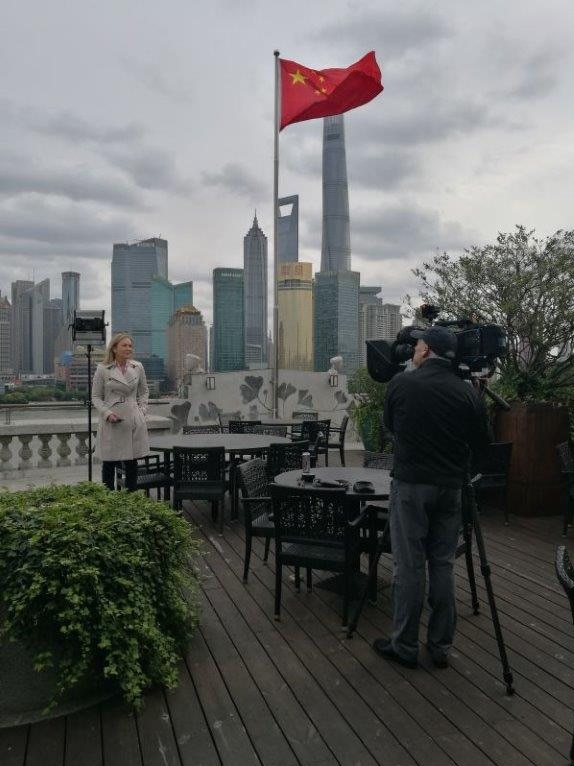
[[0, 416, 172, 477]]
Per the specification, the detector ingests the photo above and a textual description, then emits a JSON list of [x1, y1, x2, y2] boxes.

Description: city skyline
[[1, 1, 572, 332]]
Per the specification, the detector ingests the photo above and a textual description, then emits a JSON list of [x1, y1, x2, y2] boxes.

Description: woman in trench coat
[[92, 332, 150, 491]]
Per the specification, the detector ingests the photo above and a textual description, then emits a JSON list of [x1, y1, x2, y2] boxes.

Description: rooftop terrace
[[0, 453, 573, 766]]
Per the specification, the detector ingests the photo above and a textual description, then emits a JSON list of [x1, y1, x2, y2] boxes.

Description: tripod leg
[[467, 479, 515, 695], [463, 521, 480, 615]]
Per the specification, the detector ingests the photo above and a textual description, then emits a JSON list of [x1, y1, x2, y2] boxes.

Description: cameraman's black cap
[[411, 326, 457, 359]]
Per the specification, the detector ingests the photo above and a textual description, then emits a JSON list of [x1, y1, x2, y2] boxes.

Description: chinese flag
[[280, 51, 383, 131]]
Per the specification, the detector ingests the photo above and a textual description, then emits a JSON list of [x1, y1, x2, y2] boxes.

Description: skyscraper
[[44, 298, 63, 374], [314, 271, 360, 374], [277, 195, 299, 264], [11, 280, 34, 375], [167, 306, 207, 385], [212, 268, 245, 372], [61, 271, 80, 326], [277, 262, 313, 370], [358, 286, 383, 368], [243, 214, 268, 367], [0, 293, 12, 376], [321, 115, 351, 272], [380, 303, 403, 341], [150, 277, 193, 362], [111, 238, 168, 356]]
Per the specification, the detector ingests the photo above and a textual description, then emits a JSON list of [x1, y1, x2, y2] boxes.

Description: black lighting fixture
[[328, 371, 339, 388], [205, 375, 216, 390], [71, 311, 107, 482]]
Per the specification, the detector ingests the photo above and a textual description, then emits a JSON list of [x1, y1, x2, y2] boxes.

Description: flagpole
[[272, 49, 280, 419]]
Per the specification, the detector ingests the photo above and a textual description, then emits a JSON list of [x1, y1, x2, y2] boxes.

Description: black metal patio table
[[274, 466, 392, 609], [150, 433, 291, 518]]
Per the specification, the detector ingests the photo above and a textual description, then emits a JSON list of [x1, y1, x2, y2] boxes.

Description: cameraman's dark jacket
[[383, 358, 490, 488]]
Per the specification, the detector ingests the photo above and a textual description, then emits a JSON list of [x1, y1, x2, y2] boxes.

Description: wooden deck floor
[[1, 456, 573, 766]]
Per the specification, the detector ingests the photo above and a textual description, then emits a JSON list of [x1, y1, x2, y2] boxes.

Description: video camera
[[367, 304, 508, 383]]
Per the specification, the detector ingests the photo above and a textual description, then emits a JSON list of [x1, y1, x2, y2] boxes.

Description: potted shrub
[[0, 483, 201, 726], [347, 367, 388, 452]]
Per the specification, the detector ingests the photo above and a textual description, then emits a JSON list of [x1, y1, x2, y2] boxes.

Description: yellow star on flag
[[289, 69, 307, 86]]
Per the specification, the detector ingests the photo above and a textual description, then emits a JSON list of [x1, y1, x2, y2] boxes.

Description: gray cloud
[[0, 196, 135, 247], [121, 57, 194, 104], [101, 145, 193, 195], [202, 163, 267, 201], [311, 7, 452, 58], [25, 110, 145, 145], [0, 155, 144, 208]]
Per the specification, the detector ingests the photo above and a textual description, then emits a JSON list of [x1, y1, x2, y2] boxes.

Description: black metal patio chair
[[253, 424, 289, 438], [555, 545, 574, 765], [327, 415, 349, 466], [557, 442, 574, 537], [236, 458, 273, 583], [269, 483, 371, 628], [218, 412, 242, 432], [182, 424, 221, 434], [172, 446, 228, 533], [228, 420, 262, 434], [265, 440, 310, 480], [292, 419, 331, 465], [471, 442, 513, 524], [116, 454, 172, 501]]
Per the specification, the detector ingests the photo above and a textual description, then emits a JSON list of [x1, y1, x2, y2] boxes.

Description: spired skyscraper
[[243, 214, 268, 368], [111, 238, 168, 356], [277, 195, 299, 264], [321, 115, 351, 273]]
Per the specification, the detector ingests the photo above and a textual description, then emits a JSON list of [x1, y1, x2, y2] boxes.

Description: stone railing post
[[18, 435, 34, 471], [0, 435, 13, 472], [37, 434, 54, 469], [56, 433, 72, 467]]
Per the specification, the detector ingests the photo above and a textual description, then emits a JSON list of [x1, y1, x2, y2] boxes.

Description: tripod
[[348, 472, 515, 695], [85, 344, 95, 481]]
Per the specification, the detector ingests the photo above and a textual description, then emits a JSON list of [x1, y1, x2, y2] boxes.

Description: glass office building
[[321, 115, 351, 273], [111, 238, 168, 356], [150, 277, 193, 362], [314, 270, 360, 374], [244, 215, 268, 367], [212, 268, 245, 372]]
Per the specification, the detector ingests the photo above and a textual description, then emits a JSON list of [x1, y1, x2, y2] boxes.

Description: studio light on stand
[[71, 311, 107, 481]]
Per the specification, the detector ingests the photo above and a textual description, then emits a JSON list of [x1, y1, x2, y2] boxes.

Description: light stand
[[71, 311, 107, 481]]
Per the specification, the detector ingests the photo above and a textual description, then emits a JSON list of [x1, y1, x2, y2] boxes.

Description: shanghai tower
[[320, 115, 351, 272]]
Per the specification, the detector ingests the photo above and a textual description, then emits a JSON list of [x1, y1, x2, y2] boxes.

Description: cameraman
[[373, 325, 490, 669]]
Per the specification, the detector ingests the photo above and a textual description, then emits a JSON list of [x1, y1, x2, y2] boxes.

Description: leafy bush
[[0, 483, 201, 709], [347, 367, 388, 451]]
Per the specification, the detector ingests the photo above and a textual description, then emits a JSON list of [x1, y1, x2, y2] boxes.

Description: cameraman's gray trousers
[[389, 479, 462, 664]]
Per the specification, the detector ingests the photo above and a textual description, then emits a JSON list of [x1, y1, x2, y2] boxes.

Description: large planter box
[[495, 402, 569, 517], [0, 635, 112, 728]]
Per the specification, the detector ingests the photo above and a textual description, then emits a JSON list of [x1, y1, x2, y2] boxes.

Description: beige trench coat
[[92, 360, 150, 462]]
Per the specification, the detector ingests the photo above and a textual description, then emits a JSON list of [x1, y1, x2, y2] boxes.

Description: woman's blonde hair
[[103, 332, 134, 365]]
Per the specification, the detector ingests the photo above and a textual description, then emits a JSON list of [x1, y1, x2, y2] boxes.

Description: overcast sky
[[1, 0, 573, 328]]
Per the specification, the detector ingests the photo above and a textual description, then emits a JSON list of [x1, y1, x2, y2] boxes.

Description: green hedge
[[0, 483, 201, 709]]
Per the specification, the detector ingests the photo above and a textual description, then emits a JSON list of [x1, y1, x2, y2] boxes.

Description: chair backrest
[[182, 424, 220, 434], [301, 419, 331, 443], [218, 412, 242, 431], [473, 442, 513, 477], [337, 415, 349, 446], [237, 458, 269, 499], [555, 545, 574, 621], [557, 442, 574, 475], [270, 483, 352, 545], [363, 451, 394, 470], [266, 440, 310, 479], [292, 411, 318, 421], [173, 446, 226, 483], [228, 420, 262, 434], [254, 424, 288, 437]]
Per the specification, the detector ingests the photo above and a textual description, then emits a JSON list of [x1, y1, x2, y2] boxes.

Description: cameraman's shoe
[[372, 639, 417, 669]]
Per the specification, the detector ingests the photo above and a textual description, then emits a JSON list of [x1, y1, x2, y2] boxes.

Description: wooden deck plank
[[24, 716, 65, 766], [0, 725, 28, 766], [163, 657, 222, 766], [136, 687, 182, 766], [185, 625, 262, 766], [65, 707, 102, 766], [101, 697, 143, 766]]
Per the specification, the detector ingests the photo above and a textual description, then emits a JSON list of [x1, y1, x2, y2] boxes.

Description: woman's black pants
[[102, 460, 138, 492]]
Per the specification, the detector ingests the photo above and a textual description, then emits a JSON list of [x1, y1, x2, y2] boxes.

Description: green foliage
[[0, 483, 201, 709], [0, 386, 86, 404], [410, 226, 574, 402], [347, 367, 388, 451]]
